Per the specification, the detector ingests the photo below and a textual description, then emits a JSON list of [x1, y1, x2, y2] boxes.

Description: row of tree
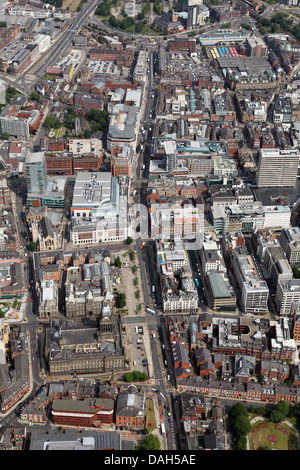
[[124, 370, 148, 382]]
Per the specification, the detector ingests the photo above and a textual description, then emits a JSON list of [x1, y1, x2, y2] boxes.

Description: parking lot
[[124, 322, 152, 374], [56, 49, 84, 73], [165, 49, 221, 81], [86, 59, 130, 77]]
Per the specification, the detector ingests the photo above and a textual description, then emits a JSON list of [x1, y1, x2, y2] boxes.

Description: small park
[[248, 420, 297, 450], [230, 401, 300, 450]]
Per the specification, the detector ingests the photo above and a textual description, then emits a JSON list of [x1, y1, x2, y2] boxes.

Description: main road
[[1, 0, 101, 93]]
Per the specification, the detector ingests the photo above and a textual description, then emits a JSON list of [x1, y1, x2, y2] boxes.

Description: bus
[[161, 423, 166, 436], [146, 308, 155, 315], [195, 279, 199, 287], [152, 285, 155, 293]]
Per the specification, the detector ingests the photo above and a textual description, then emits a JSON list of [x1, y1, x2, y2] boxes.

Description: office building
[[187, 1, 210, 29], [26, 152, 47, 195], [0, 116, 29, 139], [264, 245, 293, 286], [206, 272, 236, 311], [26, 151, 67, 207], [70, 172, 130, 244], [71, 172, 119, 220], [232, 250, 269, 314], [246, 37, 268, 58], [51, 398, 115, 427], [165, 140, 178, 173], [273, 95, 292, 123], [280, 227, 300, 264], [276, 279, 300, 316], [107, 104, 139, 154], [257, 148, 299, 188]]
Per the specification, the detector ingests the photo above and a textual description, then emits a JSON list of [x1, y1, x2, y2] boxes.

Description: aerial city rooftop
[[0, 0, 299, 454]]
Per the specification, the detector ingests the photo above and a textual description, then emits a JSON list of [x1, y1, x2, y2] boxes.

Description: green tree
[[125, 236, 133, 245], [84, 129, 92, 139], [44, 115, 60, 130], [236, 434, 247, 451], [294, 403, 300, 417], [6, 86, 18, 103], [132, 371, 148, 381], [293, 266, 300, 278], [120, 17, 134, 30], [230, 403, 251, 447], [230, 402, 249, 419], [114, 256, 122, 268], [29, 241, 37, 251], [109, 15, 119, 28], [276, 400, 289, 418], [135, 22, 144, 33], [30, 91, 41, 102], [233, 415, 251, 436], [240, 23, 252, 31], [0, 133, 10, 140], [96, 1, 112, 17], [124, 372, 134, 382], [86, 109, 108, 133], [270, 410, 285, 423], [141, 434, 161, 451], [117, 292, 126, 308]]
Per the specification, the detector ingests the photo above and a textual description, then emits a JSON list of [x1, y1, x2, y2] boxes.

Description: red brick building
[[115, 390, 145, 429], [292, 313, 300, 341], [45, 152, 103, 175], [167, 39, 196, 52], [51, 398, 115, 427]]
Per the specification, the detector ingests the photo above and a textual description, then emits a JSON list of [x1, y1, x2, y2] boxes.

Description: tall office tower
[[187, 0, 209, 29], [257, 148, 299, 187], [164, 140, 178, 173], [26, 152, 47, 195]]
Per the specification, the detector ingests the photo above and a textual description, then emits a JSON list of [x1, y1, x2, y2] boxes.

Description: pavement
[[117, 249, 145, 316], [1, 295, 28, 324]]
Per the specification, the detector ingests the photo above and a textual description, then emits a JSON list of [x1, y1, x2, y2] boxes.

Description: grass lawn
[[53, 127, 66, 138], [249, 420, 297, 450], [69, 0, 82, 11], [145, 399, 156, 432], [42, 73, 57, 81], [62, 0, 74, 8]]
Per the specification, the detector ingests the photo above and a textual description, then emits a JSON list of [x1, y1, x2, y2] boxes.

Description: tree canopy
[[140, 434, 161, 451], [44, 115, 60, 130], [230, 403, 251, 450], [86, 109, 108, 133], [117, 293, 126, 308]]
